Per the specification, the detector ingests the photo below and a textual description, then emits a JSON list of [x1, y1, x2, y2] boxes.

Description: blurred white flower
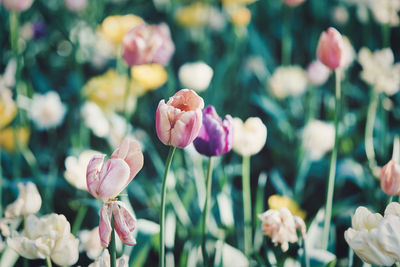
[[29, 91, 66, 130], [137, 219, 160, 235], [369, 0, 400, 26], [0, 59, 16, 91], [345, 202, 400, 266], [64, 150, 101, 191], [232, 117, 267, 157], [81, 102, 110, 138], [178, 61, 214, 92], [65, 0, 88, 12], [208, 7, 227, 31], [258, 207, 306, 252], [268, 66, 308, 99], [222, 243, 249, 267], [358, 47, 400, 96], [107, 113, 132, 149], [7, 214, 79, 266], [306, 60, 331, 86], [5, 182, 41, 219], [339, 36, 355, 70], [79, 227, 102, 260], [332, 6, 349, 25], [302, 120, 335, 161], [89, 249, 129, 267], [340, 0, 370, 23]]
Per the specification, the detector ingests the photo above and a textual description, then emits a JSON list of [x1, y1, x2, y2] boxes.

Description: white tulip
[[5, 182, 42, 219], [232, 117, 267, 157], [268, 66, 308, 99], [302, 120, 335, 160], [79, 227, 102, 260], [178, 62, 213, 92], [368, 0, 400, 26]]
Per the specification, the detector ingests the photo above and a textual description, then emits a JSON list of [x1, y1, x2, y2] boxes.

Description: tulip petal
[[99, 204, 113, 247], [112, 202, 136, 246], [51, 234, 79, 266], [86, 154, 106, 199], [171, 109, 202, 148], [98, 159, 131, 201]]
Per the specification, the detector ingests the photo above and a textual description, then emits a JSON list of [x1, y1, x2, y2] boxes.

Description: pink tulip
[[283, 0, 305, 7], [156, 89, 204, 148], [122, 23, 175, 66], [2, 0, 34, 11], [380, 160, 400, 196], [99, 201, 136, 247], [316, 27, 344, 70], [86, 138, 144, 202]]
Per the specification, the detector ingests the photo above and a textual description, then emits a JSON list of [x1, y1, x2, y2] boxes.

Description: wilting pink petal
[[112, 201, 136, 246], [99, 204, 113, 247], [317, 27, 343, 70], [86, 154, 106, 199], [97, 159, 131, 202]]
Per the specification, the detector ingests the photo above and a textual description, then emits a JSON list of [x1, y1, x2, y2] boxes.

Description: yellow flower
[[0, 88, 17, 129], [131, 64, 167, 94], [268, 195, 306, 219], [83, 70, 137, 114], [228, 6, 251, 26], [0, 127, 30, 153], [175, 2, 210, 27], [100, 14, 144, 44]]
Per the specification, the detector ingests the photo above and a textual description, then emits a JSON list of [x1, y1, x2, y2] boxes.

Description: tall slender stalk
[[364, 88, 379, 177], [110, 217, 117, 267], [201, 156, 214, 265], [242, 155, 252, 257], [382, 23, 391, 48], [281, 5, 292, 65], [322, 70, 341, 249], [159, 146, 176, 267], [45, 257, 52, 267]]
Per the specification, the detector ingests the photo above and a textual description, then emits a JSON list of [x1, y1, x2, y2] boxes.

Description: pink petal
[[98, 159, 131, 201], [170, 109, 203, 148], [86, 154, 106, 199], [99, 203, 113, 247], [112, 201, 136, 246]]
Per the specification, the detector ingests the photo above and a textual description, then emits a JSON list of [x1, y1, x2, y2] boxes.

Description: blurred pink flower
[[317, 27, 344, 70], [306, 60, 331, 86], [64, 0, 87, 12], [380, 160, 400, 196], [156, 89, 204, 148], [86, 138, 144, 202], [122, 23, 175, 66], [99, 201, 136, 247], [1, 0, 33, 11], [283, 0, 305, 7]]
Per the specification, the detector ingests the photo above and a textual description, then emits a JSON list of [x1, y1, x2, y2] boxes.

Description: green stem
[[382, 23, 390, 48], [159, 146, 176, 267], [281, 5, 292, 65], [242, 155, 252, 257], [123, 68, 132, 128], [71, 203, 88, 235], [388, 196, 393, 205], [202, 156, 214, 265], [302, 237, 310, 267], [364, 88, 379, 177], [0, 149, 2, 217], [322, 70, 341, 249], [110, 217, 117, 267], [45, 257, 52, 267]]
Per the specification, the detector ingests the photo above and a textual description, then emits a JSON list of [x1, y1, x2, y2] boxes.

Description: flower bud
[[317, 27, 344, 70], [380, 160, 400, 196], [1, 0, 34, 11]]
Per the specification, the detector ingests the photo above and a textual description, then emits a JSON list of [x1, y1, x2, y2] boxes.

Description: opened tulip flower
[[232, 117, 267, 157], [317, 27, 344, 70], [193, 106, 233, 157], [156, 89, 204, 148], [122, 22, 175, 66], [380, 160, 400, 196]]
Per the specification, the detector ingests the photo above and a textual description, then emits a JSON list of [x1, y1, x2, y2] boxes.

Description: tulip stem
[[281, 5, 292, 65], [71, 203, 88, 235], [123, 68, 132, 131], [364, 87, 379, 177], [242, 155, 252, 257], [322, 70, 341, 250], [110, 217, 117, 267], [202, 156, 214, 265], [159, 146, 176, 267], [45, 257, 52, 267]]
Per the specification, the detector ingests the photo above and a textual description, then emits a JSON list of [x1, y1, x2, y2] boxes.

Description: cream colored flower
[[232, 117, 267, 156], [302, 120, 335, 160], [5, 182, 41, 219], [89, 249, 129, 267], [81, 102, 110, 138], [7, 214, 79, 266], [358, 47, 400, 96], [268, 66, 308, 99], [368, 0, 400, 26], [258, 207, 306, 252], [344, 203, 400, 266], [79, 227, 102, 260], [178, 61, 213, 92], [29, 91, 67, 130], [64, 150, 101, 191]]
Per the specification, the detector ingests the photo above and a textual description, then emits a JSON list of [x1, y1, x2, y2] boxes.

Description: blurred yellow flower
[[175, 2, 210, 27], [83, 70, 137, 114], [268, 195, 306, 219], [100, 14, 144, 44], [0, 88, 17, 129], [228, 6, 252, 26], [222, 0, 257, 5], [0, 127, 30, 153], [131, 64, 167, 94]]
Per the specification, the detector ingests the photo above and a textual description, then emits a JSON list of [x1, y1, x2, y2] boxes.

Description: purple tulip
[[33, 21, 47, 39], [193, 106, 234, 157]]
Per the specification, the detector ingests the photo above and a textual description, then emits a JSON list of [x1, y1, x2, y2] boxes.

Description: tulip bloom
[[5, 182, 42, 219], [2, 0, 34, 11], [380, 160, 400, 196], [232, 117, 267, 157], [193, 106, 233, 157], [317, 27, 344, 70], [122, 23, 175, 66], [86, 138, 144, 202], [156, 89, 204, 148]]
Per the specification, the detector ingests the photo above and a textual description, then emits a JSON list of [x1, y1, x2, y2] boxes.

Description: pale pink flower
[[64, 0, 87, 12], [1, 0, 33, 11], [283, 0, 305, 7], [380, 160, 400, 196], [156, 89, 204, 148], [317, 27, 344, 70], [306, 60, 331, 86]]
